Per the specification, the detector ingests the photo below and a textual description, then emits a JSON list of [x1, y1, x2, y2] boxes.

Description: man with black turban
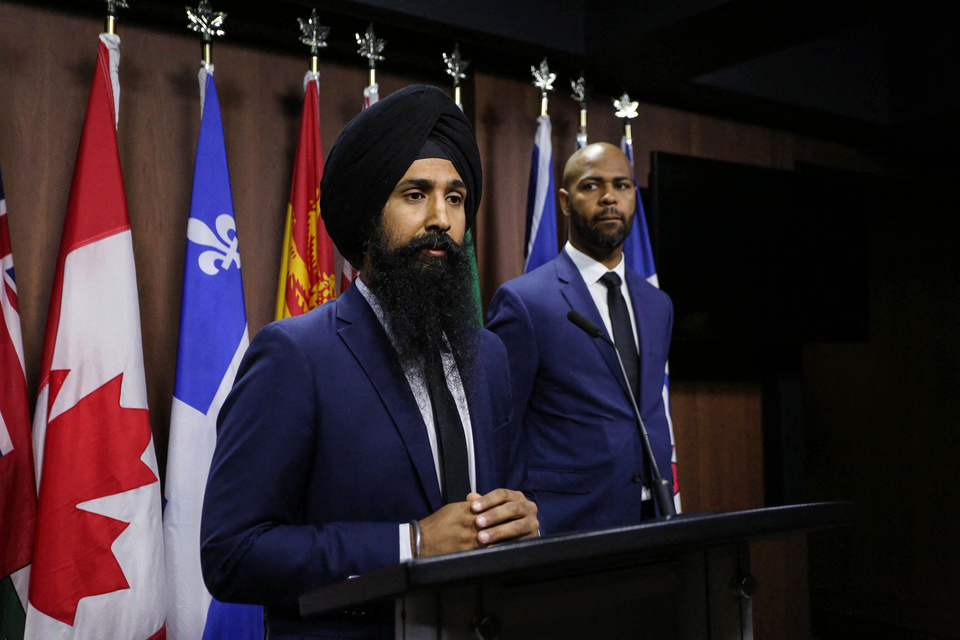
[[201, 85, 538, 639]]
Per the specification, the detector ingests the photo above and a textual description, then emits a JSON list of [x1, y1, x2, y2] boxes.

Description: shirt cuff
[[399, 523, 413, 562]]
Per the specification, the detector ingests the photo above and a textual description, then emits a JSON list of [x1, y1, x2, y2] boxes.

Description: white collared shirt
[[564, 241, 639, 351]]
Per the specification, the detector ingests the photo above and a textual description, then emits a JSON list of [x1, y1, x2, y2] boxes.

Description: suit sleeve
[[485, 285, 539, 490], [200, 322, 400, 608]]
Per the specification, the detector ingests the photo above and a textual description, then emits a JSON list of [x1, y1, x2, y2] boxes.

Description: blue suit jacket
[[486, 250, 674, 534], [201, 284, 517, 639]]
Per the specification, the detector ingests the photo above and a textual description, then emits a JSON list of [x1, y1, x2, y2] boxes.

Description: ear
[[558, 188, 570, 216]]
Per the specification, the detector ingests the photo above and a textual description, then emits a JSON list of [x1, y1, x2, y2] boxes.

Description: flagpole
[[443, 43, 468, 109], [614, 91, 640, 167], [104, 0, 127, 35], [532, 57, 555, 116], [298, 9, 329, 75], [187, 0, 227, 67], [571, 74, 587, 150], [356, 23, 385, 107]]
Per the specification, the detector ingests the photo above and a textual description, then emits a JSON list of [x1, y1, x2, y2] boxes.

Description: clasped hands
[[416, 489, 539, 558]]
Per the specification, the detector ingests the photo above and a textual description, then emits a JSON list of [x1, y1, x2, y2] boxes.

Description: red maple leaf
[[30, 371, 157, 626]]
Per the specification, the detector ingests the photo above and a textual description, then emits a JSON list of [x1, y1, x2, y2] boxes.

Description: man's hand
[[470, 488, 539, 546], [417, 489, 538, 558]]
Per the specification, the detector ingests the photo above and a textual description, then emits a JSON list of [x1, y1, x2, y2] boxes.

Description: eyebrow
[[396, 177, 467, 191], [579, 175, 633, 183]]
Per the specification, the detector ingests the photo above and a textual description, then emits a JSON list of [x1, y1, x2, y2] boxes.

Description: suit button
[[631, 474, 642, 483]]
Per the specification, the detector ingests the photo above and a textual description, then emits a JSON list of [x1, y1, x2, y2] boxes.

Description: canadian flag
[[25, 34, 165, 640]]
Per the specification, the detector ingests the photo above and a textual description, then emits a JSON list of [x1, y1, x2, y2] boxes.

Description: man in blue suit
[[201, 86, 538, 639], [487, 142, 676, 535]]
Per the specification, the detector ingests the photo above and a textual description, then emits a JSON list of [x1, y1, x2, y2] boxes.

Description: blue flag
[[162, 66, 263, 640], [524, 114, 558, 272], [620, 137, 659, 285]]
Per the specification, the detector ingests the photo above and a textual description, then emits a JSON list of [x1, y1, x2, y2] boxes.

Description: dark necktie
[[424, 353, 471, 504], [600, 271, 639, 401]]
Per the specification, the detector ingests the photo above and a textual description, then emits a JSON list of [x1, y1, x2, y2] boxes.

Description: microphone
[[567, 310, 677, 519]]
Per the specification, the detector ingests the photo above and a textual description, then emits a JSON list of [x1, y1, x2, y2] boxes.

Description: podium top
[[300, 501, 854, 618]]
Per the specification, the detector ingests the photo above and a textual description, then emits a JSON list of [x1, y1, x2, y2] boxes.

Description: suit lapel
[[556, 251, 633, 402], [464, 351, 495, 493], [336, 285, 443, 512]]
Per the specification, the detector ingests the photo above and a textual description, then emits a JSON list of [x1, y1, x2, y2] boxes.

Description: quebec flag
[[524, 114, 558, 273], [162, 64, 263, 640]]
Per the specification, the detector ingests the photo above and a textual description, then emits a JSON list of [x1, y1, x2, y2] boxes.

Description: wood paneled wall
[[3, 3, 918, 637]]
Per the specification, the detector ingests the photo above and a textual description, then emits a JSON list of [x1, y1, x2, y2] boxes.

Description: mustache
[[596, 206, 627, 221], [397, 232, 461, 257]]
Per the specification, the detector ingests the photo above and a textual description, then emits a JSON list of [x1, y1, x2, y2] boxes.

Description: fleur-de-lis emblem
[[531, 58, 556, 94], [187, 214, 241, 275], [614, 92, 639, 120], [187, 0, 227, 40]]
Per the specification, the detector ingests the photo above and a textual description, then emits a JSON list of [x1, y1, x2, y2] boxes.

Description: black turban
[[320, 84, 483, 268]]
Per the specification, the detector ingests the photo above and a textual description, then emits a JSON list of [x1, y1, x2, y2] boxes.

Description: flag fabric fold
[[162, 63, 262, 640], [0, 166, 36, 640], [620, 135, 681, 511], [524, 114, 558, 273], [25, 33, 166, 640], [275, 71, 336, 320]]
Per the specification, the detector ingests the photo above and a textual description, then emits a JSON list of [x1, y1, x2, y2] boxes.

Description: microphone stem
[[605, 335, 677, 519]]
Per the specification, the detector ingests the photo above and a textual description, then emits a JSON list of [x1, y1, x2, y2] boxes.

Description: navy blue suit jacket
[[486, 250, 674, 534], [201, 284, 517, 639]]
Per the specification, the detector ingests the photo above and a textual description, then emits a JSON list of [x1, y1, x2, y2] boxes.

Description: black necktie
[[600, 271, 639, 401], [424, 353, 471, 504]]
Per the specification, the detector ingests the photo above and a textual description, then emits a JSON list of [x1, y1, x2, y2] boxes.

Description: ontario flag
[[524, 114, 558, 273], [1, 165, 36, 640], [620, 134, 681, 512], [275, 71, 336, 320], [25, 33, 166, 640], [162, 63, 262, 640]]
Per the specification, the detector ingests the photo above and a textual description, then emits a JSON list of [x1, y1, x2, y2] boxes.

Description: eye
[[404, 191, 426, 202], [446, 192, 465, 205], [616, 181, 633, 190], [581, 182, 598, 191]]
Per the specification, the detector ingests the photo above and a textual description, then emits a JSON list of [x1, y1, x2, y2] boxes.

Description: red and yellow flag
[[275, 73, 336, 319]]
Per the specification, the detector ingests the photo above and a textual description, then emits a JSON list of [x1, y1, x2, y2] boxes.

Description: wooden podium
[[300, 502, 854, 639]]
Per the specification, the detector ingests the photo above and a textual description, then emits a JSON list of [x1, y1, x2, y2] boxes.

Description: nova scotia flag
[[524, 114, 558, 273], [162, 64, 263, 640]]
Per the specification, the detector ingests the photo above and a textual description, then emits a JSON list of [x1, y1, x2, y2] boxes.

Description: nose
[[425, 195, 452, 232], [600, 183, 618, 205]]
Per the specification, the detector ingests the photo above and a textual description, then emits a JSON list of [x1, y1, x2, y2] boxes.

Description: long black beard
[[569, 202, 635, 253], [365, 229, 480, 386]]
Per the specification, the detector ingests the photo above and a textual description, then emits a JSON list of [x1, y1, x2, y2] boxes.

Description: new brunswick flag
[[275, 71, 336, 319]]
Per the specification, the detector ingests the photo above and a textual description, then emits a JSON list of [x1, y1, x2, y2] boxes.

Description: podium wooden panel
[[300, 502, 854, 639]]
